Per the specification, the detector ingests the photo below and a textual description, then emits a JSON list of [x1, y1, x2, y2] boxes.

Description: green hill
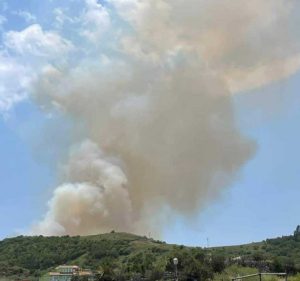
[[212, 235, 300, 269], [211, 234, 300, 281], [0, 232, 300, 281]]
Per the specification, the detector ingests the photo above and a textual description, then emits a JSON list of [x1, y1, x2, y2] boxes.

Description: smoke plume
[[31, 0, 300, 236]]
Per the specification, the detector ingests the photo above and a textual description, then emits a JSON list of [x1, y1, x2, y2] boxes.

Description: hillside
[[210, 234, 300, 281], [0, 232, 300, 280], [212, 235, 300, 269], [0, 232, 205, 280]]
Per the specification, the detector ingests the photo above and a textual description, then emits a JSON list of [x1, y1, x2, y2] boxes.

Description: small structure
[[232, 256, 242, 262], [49, 265, 93, 281]]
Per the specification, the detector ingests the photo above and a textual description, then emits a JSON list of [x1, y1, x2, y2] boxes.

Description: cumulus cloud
[[12, 10, 37, 23], [53, 8, 78, 28], [4, 24, 74, 58], [80, 0, 110, 42], [0, 22, 74, 113], [0, 53, 33, 113]]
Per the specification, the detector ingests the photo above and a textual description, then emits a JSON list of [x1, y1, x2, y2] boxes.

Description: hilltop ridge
[[0, 232, 300, 280]]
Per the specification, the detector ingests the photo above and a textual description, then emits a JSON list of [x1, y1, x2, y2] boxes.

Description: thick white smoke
[[33, 140, 133, 235], [31, 0, 300, 236]]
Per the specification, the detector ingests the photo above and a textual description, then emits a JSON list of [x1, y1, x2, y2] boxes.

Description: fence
[[232, 273, 288, 281]]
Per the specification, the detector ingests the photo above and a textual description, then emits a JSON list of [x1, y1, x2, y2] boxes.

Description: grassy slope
[[0, 232, 175, 279]]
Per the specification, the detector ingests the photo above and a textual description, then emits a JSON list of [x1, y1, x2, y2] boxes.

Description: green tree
[[211, 255, 226, 273]]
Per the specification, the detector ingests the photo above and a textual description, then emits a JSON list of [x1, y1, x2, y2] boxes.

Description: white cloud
[[0, 15, 6, 29], [80, 0, 110, 42], [4, 24, 74, 58], [53, 8, 79, 28], [0, 23, 75, 115], [12, 10, 37, 23], [0, 53, 33, 113], [110, 0, 145, 25]]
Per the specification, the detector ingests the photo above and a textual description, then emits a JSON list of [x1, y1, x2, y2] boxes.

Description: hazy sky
[[0, 0, 300, 246]]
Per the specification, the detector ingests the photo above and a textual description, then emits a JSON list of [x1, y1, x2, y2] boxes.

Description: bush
[[211, 255, 226, 273]]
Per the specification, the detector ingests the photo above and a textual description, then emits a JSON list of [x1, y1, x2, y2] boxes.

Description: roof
[[56, 265, 79, 269], [49, 273, 73, 276], [79, 271, 93, 276]]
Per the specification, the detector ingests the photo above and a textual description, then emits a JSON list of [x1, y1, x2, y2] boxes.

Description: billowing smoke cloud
[[33, 140, 133, 235], [30, 0, 300, 236]]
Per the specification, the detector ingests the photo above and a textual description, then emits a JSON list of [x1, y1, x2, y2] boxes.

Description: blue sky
[[1, 0, 300, 246]]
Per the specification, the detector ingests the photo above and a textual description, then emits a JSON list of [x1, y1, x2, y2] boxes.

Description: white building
[[49, 265, 93, 281]]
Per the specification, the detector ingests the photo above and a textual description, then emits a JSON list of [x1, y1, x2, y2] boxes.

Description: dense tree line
[[0, 233, 300, 280], [0, 234, 226, 280], [212, 235, 300, 274]]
